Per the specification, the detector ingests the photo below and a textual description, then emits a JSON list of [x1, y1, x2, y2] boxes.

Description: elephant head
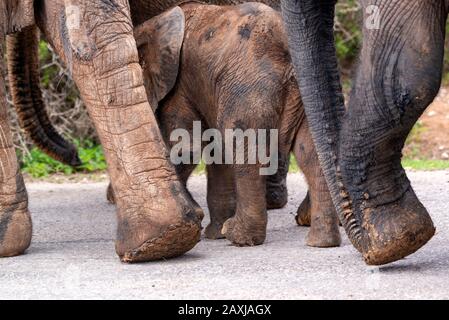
[[282, 0, 447, 264]]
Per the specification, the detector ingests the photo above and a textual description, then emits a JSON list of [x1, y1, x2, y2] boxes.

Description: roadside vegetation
[[5, 0, 449, 178], [20, 140, 106, 178]]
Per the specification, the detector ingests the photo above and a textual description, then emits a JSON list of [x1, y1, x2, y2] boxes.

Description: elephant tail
[[6, 26, 82, 167]]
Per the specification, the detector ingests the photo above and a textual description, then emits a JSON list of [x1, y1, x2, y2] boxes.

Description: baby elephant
[[125, 2, 340, 247]]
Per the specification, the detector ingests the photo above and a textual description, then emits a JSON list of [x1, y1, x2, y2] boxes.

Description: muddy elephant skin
[[129, 3, 340, 247], [0, 0, 34, 258], [282, 0, 448, 264], [4, 0, 447, 266], [0, 0, 280, 261]]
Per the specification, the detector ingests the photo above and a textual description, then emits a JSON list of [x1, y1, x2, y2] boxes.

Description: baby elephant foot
[[222, 216, 266, 246], [204, 222, 226, 239]]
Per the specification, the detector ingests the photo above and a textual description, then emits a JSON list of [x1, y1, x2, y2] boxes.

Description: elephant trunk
[[281, 0, 360, 246], [6, 26, 81, 167], [282, 0, 437, 265]]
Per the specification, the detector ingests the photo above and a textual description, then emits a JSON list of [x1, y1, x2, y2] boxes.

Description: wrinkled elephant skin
[[282, 0, 445, 264], [132, 4, 340, 247], [1, 0, 281, 261]]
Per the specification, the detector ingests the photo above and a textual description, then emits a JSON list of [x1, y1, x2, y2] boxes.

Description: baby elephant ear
[[1, 0, 34, 35], [134, 6, 185, 111]]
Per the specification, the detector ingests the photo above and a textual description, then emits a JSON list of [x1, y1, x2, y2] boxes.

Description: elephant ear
[[134, 6, 185, 112], [0, 0, 34, 36]]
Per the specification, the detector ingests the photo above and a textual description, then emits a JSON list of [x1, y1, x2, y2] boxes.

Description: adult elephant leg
[[282, 0, 438, 264], [34, 0, 203, 262], [0, 42, 32, 258]]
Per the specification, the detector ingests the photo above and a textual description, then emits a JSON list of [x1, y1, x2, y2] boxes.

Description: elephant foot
[[120, 222, 201, 263], [266, 186, 288, 210], [106, 183, 115, 204], [306, 211, 341, 248], [0, 208, 32, 258], [222, 216, 266, 246], [116, 183, 204, 263], [362, 188, 435, 266], [204, 222, 225, 240], [296, 193, 311, 226]]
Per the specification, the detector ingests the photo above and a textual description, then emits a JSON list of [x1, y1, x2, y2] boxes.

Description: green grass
[[402, 159, 449, 171], [291, 155, 447, 172], [288, 154, 300, 173], [18, 140, 449, 179], [20, 140, 107, 178]]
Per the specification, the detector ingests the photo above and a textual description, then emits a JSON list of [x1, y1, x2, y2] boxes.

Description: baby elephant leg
[[296, 191, 342, 227], [294, 124, 341, 247], [222, 164, 267, 246], [205, 164, 236, 239], [265, 153, 289, 209]]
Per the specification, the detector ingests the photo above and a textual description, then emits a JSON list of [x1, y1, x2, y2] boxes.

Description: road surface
[[1, 171, 449, 299]]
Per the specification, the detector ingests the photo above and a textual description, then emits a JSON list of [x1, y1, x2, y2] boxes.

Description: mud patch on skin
[[116, 216, 131, 243], [182, 206, 199, 222], [203, 27, 216, 41], [99, 0, 121, 14], [0, 211, 14, 244], [238, 24, 252, 40], [233, 119, 248, 131], [169, 183, 182, 197]]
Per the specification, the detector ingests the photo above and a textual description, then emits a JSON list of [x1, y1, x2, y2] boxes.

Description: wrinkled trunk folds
[[282, 0, 437, 265], [281, 0, 353, 242]]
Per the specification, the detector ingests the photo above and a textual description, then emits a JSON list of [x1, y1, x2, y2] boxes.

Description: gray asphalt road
[[1, 171, 449, 299]]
